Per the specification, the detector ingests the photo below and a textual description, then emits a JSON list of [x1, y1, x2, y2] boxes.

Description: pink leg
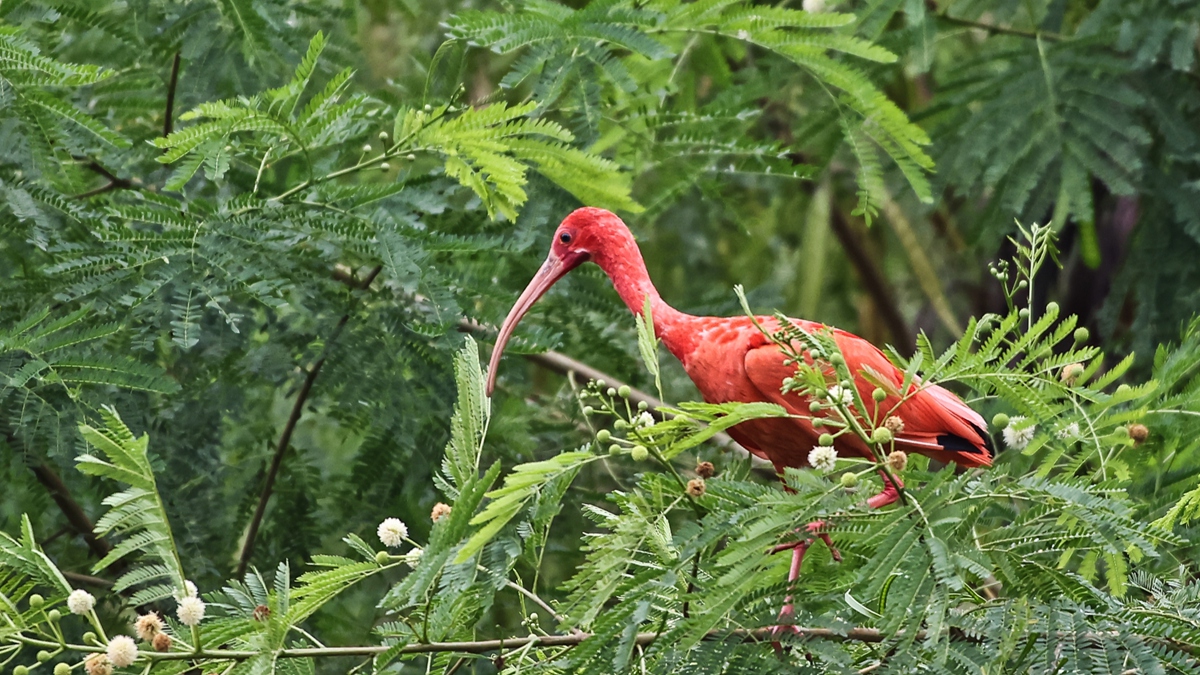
[[771, 473, 904, 651]]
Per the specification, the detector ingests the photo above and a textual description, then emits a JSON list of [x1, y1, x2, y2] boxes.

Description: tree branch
[[72, 158, 134, 200], [28, 461, 111, 559], [935, 13, 1064, 41], [164, 52, 181, 138], [829, 210, 914, 356], [235, 265, 383, 577]]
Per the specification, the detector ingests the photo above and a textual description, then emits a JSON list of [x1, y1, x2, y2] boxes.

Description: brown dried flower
[[886, 450, 908, 474], [883, 416, 905, 435], [253, 604, 271, 622], [1060, 363, 1085, 385], [152, 633, 172, 653], [695, 461, 715, 479], [431, 502, 452, 522], [1128, 423, 1149, 444], [685, 478, 706, 498]]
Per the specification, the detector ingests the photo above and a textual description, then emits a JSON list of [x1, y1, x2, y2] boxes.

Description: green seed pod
[[28, 594, 44, 609], [375, 551, 391, 565], [1074, 327, 1089, 343], [617, 385, 631, 398], [582, 406, 594, 415], [47, 609, 60, 622], [55, 663, 71, 675], [872, 427, 893, 444], [1045, 301, 1059, 314], [596, 429, 611, 442], [992, 413, 1010, 429], [840, 472, 858, 488], [818, 434, 834, 446], [37, 650, 51, 662], [631, 445, 649, 461], [14, 665, 29, 675], [606, 387, 617, 397], [872, 388, 886, 402]]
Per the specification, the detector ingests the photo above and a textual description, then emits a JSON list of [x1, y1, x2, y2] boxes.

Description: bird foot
[[769, 520, 842, 562]]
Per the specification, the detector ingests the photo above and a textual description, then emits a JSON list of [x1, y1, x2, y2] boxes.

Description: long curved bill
[[486, 252, 572, 396]]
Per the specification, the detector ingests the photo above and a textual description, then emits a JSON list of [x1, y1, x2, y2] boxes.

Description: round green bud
[[617, 385, 631, 398], [809, 401, 823, 413], [582, 406, 594, 415], [840, 472, 858, 488], [28, 594, 44, 609], [379, 162, 390, 171], [37, 650, 51, 662], [630, 445, 649, 461], [1018, 308, 1030, 318], [1017, 280, 1029, 289], [14, 666, 29, 675], [872, 427, 893, 444], [606, 387, 617, 397], [595, 379, 606, 389], [47, 609, 60, 622], [83, 632, 97, 644], [992, 413, 1010, 429], [829, 353, 845, 366], [614, 419, 628, 430], [1074, 327, 1089, 343], [378, 131, 389, 141], [814, 389, 828, 400], [872, 388, 887, 402], [55, 663, 71, 675], [1113, 426, 1130, 438], [362, 144, 372, 153], [608, 444, 622, 455], [1045, 301, 1059, 314], [811, 418, 825, 428], [405, 153, 416, 161], [1116, 384, 1131, 394], [375, 551, 391, 565], [808, 349, 820, 360], [637, 401, 648, 411], [818, 434, 834, 446], [596, 429, 611, 442]]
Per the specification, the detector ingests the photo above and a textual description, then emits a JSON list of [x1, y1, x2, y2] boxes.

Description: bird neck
[[592, 240, 698, 363]]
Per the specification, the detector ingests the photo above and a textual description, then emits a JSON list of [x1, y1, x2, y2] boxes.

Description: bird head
[[486, 207, 628, 395]]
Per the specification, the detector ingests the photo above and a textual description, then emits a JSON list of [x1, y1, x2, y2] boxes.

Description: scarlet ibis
[[485, 207, 993, 629]]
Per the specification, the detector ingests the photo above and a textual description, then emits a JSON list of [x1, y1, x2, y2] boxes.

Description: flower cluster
[[377, 517, 409, 548], [1003, 416, 1036, 450], [67, 589, 95, 615], [808, 445, 837, 472]]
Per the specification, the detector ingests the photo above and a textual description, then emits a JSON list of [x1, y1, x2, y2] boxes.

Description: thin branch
[[62, 571, 114, 588], [936, 13, 1064, 41], [235, 265, 383, 576], [163, 52, 181, 138], [72, 158, 134, 200], [28, 461, 111, 559]]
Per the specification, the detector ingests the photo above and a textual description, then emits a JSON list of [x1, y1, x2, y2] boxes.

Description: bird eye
[[559, 232, 573, 244]]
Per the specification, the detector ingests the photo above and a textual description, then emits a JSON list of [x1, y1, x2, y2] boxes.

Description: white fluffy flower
[[808, 445, 838, 472], [826, 385, 854, 406], [174, 580, 198, 603], [377, 518, 409, 548], [176, 596, 205, 627], [106, 635, 138, 668], [803, 0, 827, 12], [405, 547, 423, 569], [1003, 416, 1036, 450], [67, 589, 95, 615], [634, 411, 655, 429], [1057, 422, 1080, 440]]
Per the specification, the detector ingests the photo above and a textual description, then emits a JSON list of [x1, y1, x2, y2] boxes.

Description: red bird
[[485, 207, 992, 628]]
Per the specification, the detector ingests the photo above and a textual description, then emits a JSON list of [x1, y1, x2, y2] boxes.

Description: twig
[[164, 52, 181, 138], [62, 571, 114, 588], [72, 159, 134, 200], [28, 462, 111, 559], [936, 13, 1064, 41], [235, 266, 383, 576]]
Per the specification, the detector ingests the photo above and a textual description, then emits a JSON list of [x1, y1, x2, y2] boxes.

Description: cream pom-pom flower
[[377, 518, 409, 548], [1002, 416, 1036, 450], [134, 612, 164, 641], [106, 635, 138, 668], [177, 596, 206, 627], [808, 445, 838, 472], [67, 589, 95, 615]]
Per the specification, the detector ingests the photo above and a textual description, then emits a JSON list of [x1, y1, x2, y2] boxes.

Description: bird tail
[[898, 384, 994, 468]]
